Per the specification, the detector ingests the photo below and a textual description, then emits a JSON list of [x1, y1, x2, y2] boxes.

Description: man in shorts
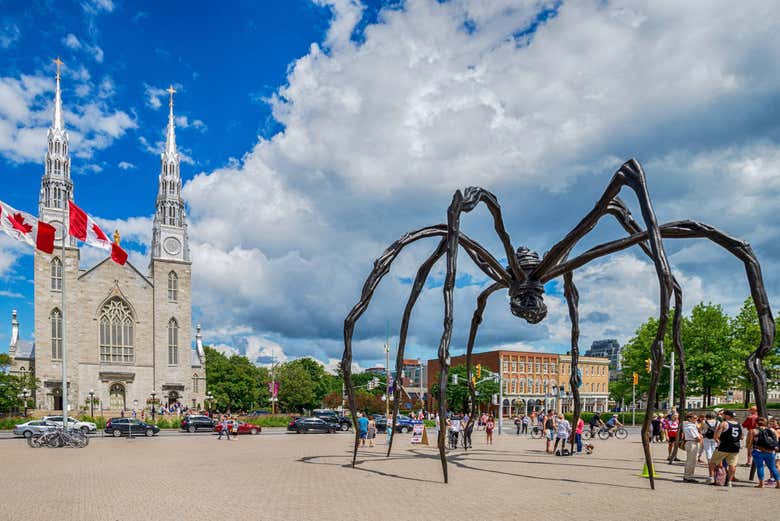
[[709, 410, 742, 487], [544, 409, 556, 453], [357, 413, 369, 446]]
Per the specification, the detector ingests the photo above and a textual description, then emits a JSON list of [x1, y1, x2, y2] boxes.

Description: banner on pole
[[268, 381, 279, 398]]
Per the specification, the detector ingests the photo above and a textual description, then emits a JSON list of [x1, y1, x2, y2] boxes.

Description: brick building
[[427, 349, 609, 416]]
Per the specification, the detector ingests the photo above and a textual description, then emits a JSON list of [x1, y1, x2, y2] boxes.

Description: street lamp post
[[206, 392, 214, 417], [88, 389, 95, 418], [150, 392, 156, 422], [21, 388, 29, 417]]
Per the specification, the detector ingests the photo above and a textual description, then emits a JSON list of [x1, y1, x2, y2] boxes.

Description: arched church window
[[99, 298, 134, 363], [51, 257, 62, 291], [168, 318, 178, 365], [161, 180, 167, 195], [168, 271, 178, 301], [51, 308, 62, 360], [168, 206, 176, 226], [193, 373, 199, 393]]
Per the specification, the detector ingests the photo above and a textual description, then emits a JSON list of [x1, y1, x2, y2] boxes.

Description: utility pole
[[668, 350, 675, 412], [497, 365, 503, 435]]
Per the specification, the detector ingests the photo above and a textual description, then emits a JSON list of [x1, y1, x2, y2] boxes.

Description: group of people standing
[[679, 407, 779, 488]]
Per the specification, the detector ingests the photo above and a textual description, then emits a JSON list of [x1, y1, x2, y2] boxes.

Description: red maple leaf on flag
[[8, 212, 33, 235], [91, 222, 108, 242]]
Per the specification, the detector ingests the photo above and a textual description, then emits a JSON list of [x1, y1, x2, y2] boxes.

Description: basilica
[[7, 64, 207, 414]]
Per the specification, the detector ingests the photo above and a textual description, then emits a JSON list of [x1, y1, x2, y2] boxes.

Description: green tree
[[429, 365, 499, 413], [618, 314, 674, 408], [682, 303, 735, 406], [277, 362, 316, 413], [0, 354, 38, 414], [204, 346, 270, 412]]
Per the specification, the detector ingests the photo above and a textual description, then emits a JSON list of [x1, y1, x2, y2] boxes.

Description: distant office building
[[585, 339, 623, 369], [364, 367, 386, 376]]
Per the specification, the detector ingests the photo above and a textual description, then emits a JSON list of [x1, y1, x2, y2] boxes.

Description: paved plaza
[[1, 431, 777, 521]]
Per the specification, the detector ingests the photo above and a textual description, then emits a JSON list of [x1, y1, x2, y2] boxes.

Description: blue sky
[[1, 0, 779, 371]]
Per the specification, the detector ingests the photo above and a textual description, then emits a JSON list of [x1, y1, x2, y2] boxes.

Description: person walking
[[231, 417, 239, 440], [742, 406, 759, 468], [553, 413, 571, 455], [544, 409, 556, 453], [522, 414, 529, 435], [463, 413, 473, 449], [218, 415, 231, 441], [358, 413, 369, 447], [664, 413, 680, 460], [701, 412, 719, 483], [682, 412, 703, 482], [515, 416, 522, 435], [747, 417, 780, 488], [709, 410, 742, 487], [485, 415, 495, 445], [574, 415, 584, 454], [651, 414, 662, 443], [367, 416, 377, 447]]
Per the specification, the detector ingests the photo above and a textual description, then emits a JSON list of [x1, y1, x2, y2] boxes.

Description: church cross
[[53, 57, 64, 78]]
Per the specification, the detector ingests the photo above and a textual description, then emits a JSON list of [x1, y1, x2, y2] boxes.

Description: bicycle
[[583, 425, 628, 440], [530, 426, 544, 439], [28, 427, 89, 449]]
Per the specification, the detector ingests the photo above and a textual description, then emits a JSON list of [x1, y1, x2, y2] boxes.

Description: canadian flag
[[68, 201, 128, 265], [0, 199, 55, 254]]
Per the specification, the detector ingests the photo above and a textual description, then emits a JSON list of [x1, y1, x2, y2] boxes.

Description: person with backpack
[[709, 410, 742, 487], [701, 412, 719, 484], [747, 416, 780, 488]]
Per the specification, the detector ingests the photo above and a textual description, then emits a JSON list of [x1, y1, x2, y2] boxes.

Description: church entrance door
[[110, 383, 126, 410], [52, 389, 62, 411], [167, 391, 179, 407]]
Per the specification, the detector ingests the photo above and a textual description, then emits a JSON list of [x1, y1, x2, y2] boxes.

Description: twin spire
[[52, 57, 64, 131], [49, 58, 180, 164], [165, 85, 177, 161]]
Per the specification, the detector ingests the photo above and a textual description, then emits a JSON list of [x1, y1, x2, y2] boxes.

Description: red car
[[213, 420, 261, 435]]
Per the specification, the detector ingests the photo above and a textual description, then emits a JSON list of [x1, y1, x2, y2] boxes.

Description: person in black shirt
[[588, 412, 603, 438], [709, 410, 742, 487]]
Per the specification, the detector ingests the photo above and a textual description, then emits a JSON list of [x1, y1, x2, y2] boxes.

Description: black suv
[[181, 415, 216, 433], [313, 410, 351, 431]]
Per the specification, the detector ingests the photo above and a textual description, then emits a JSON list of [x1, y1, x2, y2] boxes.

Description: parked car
[[180, 415, 215, 433], [42, 415, 97, 434], [246, 410, 271, 416], [393, 415, 418, 433], [105, 418, 160, 437], [287, 417, 340, 434], [13, 420, 56, 438], [313, 410, 351, 431], [213, 420, 261, 435]]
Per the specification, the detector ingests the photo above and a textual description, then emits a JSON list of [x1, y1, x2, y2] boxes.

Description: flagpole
[[61, 210, 68, 430], [61, 199, 68, 431]]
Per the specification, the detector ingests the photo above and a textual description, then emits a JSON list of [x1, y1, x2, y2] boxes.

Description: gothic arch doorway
[[52, 387, 62, 411], [167, 391, 179, 406], [110, 383, 126, 410]]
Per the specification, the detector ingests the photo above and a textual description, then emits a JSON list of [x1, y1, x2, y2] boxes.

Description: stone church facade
[[8, 66, 207, 414]]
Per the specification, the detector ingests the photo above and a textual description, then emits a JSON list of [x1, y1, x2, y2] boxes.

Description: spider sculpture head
[[508, 247, 547, 324]]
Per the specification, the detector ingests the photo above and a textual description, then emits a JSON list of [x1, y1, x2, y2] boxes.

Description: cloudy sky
[[1, 0, 778, 371]]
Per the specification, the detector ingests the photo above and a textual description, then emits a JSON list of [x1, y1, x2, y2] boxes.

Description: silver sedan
[[13, 420, 55, 438]]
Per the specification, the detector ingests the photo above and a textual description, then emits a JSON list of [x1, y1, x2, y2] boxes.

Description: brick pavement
[[0, 432, 777, 521]]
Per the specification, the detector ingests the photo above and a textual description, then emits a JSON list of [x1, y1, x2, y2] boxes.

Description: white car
[[42, 415, 97, 433]]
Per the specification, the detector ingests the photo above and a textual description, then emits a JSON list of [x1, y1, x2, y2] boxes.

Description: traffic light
[[645, 358, 652, 373], [471, 376, 476, 386], [633, 372, 639, 385], [476, 364, 481, 379]]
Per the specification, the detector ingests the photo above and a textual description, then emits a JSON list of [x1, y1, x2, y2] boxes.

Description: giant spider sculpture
[[342, 159, 775, 489]]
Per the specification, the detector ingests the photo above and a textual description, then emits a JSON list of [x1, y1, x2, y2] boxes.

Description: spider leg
[[387, 239, 447, 457], [549, 220, 776, 419], [605, 200, 687, 463], [343, 225, 510, 468], [464, 282, 507, 441], [563, 272, 582, 456], [535, 160, 673, 489]]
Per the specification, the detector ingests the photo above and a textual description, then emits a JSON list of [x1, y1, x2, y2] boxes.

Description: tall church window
[[168, 318, 179, 365], [168, 271, 178, 301], [51, 308, 62, 360], [99, 298, 134, 363], [193, 373, 199, 393], [51, 257, 62, 291]]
